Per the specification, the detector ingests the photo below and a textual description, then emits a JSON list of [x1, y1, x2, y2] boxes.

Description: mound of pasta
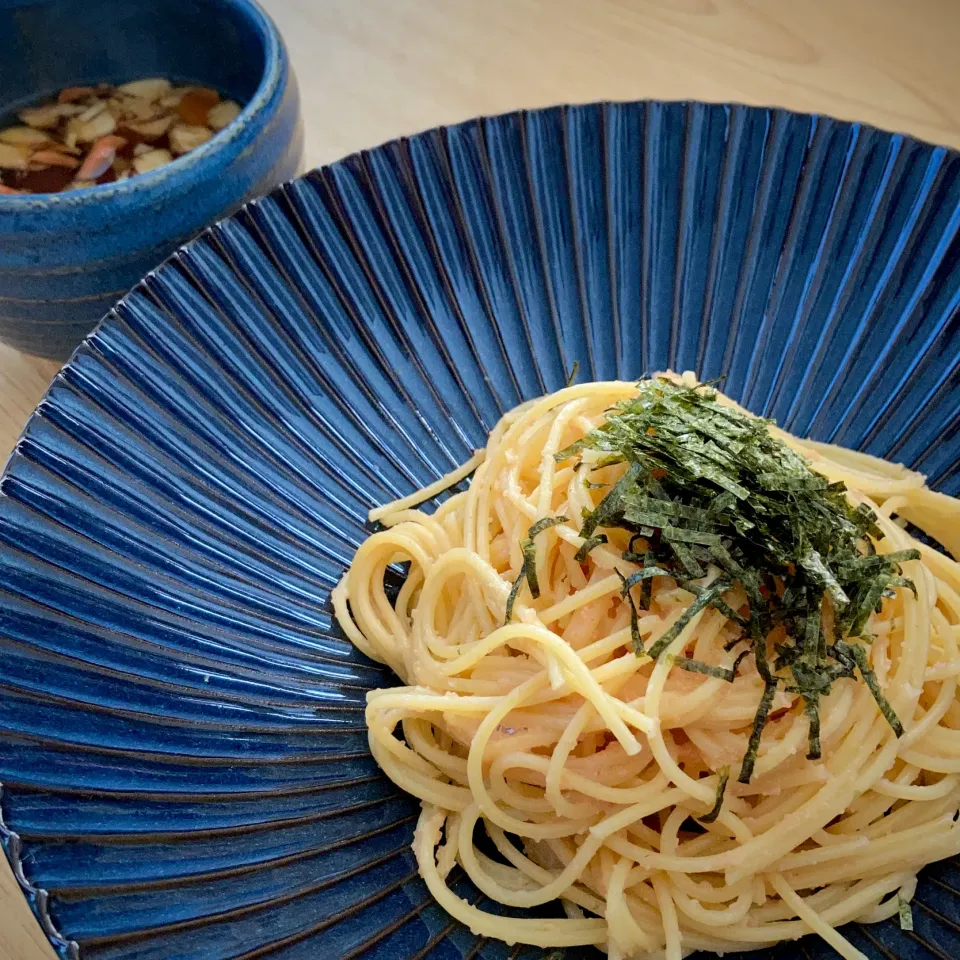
[[333, 375, 960, 960]]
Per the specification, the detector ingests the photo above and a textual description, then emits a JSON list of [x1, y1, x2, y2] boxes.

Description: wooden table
[[2, 1, 959, 956]]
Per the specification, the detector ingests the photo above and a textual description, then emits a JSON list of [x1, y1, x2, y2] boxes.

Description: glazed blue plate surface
[[1, 100, 959, 960]]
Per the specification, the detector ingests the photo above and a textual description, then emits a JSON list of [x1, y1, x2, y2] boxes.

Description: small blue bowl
[[0, 0, 303, 360]]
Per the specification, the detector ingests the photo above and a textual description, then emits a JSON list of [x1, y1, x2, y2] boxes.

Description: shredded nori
[[504, 569, 525, 624], [579, 462, 641, 539], [669, 648, 749, 683], [698, 766, 730, 824], [527, 516, 571, 540], [505, 516, 568, 622], [520, 537, 540, 598], [898, 895, 914, 931], [802, 696, 822, 759], [739, 680, 778, 783], [840, 640, 905, 738], [574, 534, 608, 563], [551, 376, 918, 781], [646, 577, 732, 661], [616, 569, 644, 654]]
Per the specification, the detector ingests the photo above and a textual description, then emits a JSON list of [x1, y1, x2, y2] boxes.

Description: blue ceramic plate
[[1, 101, 958, 960]]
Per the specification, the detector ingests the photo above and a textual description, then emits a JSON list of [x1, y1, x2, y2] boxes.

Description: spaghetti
[[333, 375, 960, 960]]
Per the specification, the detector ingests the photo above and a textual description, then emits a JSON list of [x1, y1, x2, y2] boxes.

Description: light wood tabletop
[[2, 1, 959, 957]]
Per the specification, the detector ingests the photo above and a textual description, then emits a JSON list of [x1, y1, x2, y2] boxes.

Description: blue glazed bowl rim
[[2, 98, 959, 960], [0, 0, 283, 213]]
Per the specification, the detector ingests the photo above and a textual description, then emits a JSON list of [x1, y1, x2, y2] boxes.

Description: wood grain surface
[[1, 1, 959, 957]]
